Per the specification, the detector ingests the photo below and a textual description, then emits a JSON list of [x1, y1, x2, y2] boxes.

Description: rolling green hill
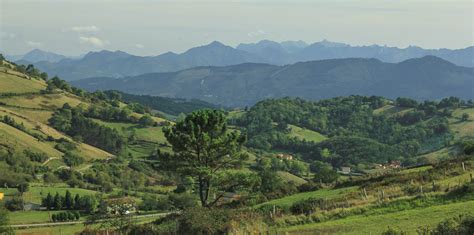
[[1, 57, 473, 235]]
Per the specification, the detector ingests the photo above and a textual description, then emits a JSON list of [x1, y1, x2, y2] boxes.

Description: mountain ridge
[[18, 40, 473, 81], [72, 56, 474, 107]]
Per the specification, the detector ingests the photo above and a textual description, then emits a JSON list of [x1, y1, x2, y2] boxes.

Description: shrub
[[169, 193, 198, 210], [290, 197, 323, 215]]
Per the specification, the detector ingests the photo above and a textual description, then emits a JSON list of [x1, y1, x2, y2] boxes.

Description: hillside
[[0, 58, 472, 234], [0, 64, 113, 166], [73, 56, 474, 107]]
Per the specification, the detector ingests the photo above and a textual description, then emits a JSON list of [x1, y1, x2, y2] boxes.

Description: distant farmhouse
[[275, 153, 293, 161], [375, 160, 402, 169]]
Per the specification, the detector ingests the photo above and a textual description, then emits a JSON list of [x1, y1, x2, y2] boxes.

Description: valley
[[0, 56, 472, 234]]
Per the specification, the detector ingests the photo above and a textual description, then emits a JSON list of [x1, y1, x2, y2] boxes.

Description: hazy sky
[[1, 0, 473, 56]]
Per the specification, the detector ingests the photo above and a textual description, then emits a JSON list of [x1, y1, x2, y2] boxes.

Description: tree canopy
[[163, 109, 256, 207]]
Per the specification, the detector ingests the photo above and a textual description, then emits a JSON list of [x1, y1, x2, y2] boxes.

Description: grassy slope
[[280, 200, 474, 234], [256, 187, 358, 208], [287, 124, 327, 143], [0, 122, 63, 158], [449, 107, 474, 141], [0, 69, 45, 93], [0, 93, 87, 110], [93, 119, 171, 157], [0, 70, 113, 164], [277, 171, 308, 186]]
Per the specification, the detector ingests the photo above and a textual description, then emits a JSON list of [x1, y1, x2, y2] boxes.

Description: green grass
[[287, 124, 326, 143], [93, 120, 167, 143], [9, 210, 56, 224], [279, 200, 474, 234], [256, 186, 358, 208], [13, 185, 100, 204], [277, 171, 307, 186], [0, 93, 86, 110], [14, 215, 160, 234], [93, 119, 170, 157], [16, 223, 88, 235], [449, 108, 474, 141], [0, 122, 63, 158]]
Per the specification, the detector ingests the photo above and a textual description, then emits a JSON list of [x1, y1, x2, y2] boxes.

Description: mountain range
[[72, 56, 474, 107], [13, 40, 474, 81], [6, 49, 68, 63]]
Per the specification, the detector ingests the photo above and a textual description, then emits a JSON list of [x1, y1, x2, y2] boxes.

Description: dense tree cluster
[[42, 191, 97, 213], [52, 211, 80, 222], [236, 96, 458, 167], [49, 104, 124, 153], [110, 91, 219, 116]]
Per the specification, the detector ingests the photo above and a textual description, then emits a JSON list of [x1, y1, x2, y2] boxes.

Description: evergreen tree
[[74, 194, 81, 210], [64, 190, 73, 209], [53, 192, 62, 210], [45, 193, 54, 210], [163, 109, 253, 207]]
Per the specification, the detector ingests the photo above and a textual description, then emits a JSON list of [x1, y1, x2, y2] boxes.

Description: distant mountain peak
[[84, 50, 131, 59], [208, 41, 226, 47], [21, 49, 67, 63], [313, 39, 349, 48]]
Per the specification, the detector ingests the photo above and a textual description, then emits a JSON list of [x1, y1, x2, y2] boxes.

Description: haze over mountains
[[73, 56, 474, 107], [13, 40, 474, 81], [6, 49, 68, 63]]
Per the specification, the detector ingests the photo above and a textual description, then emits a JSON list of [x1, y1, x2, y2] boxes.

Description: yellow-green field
[[450, 107, 474, 141], [0, 71, 46, 93], [0, 122, 63, 158], [276, 171, 307, 186], [287, 124, 327, 143], [0, 93, 86, 110]]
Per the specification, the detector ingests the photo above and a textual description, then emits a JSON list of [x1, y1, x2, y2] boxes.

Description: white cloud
[[79, 36, 109, 47], [135, 44, 144, 49], [247, 29, 267, 38], [26, 41, 42, 47], [71, 25, 100, 33]]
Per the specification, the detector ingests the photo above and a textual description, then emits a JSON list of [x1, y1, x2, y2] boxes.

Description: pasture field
[[0, 93, 86, 110], [279, 200, 474, 235], [276, 171, 307, 186], [256, 187, 358, 208], [287, 124, 327, 143], [0, 71, 45, 93], [0, 122, 63, 158]]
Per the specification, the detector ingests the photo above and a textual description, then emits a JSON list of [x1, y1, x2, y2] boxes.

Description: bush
[[5, 197, 24, 211], [462, 141, 474, 155], [297, 182, 322, 192], [52, 211, 80, 222], [432, 214, 474, 235], [382, 226, 407, 235], [139, 194, 171, 211], [290, 197, 323, 215], [169, 193, 198, 210]]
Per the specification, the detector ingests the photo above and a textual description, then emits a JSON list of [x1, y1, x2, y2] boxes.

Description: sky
[[1, 0, 473, 56]]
